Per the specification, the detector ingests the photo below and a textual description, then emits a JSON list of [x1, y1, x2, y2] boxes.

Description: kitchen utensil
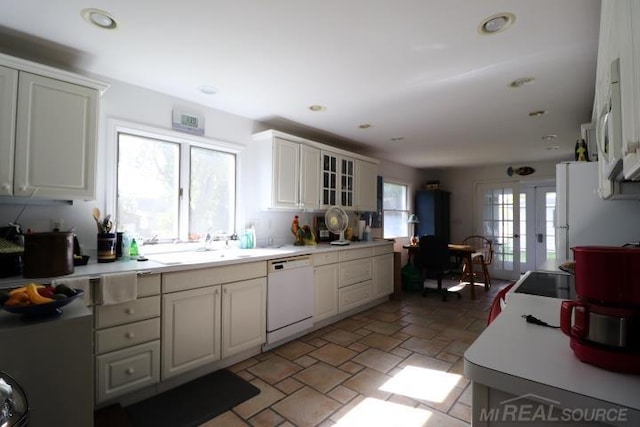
[[102, 214, 112, 233], [92, 208, 102, 232]]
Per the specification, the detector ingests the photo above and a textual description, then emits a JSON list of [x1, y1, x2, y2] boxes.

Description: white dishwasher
[[266, 255, 314, 348]]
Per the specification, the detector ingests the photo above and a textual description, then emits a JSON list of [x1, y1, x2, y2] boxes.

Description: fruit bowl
[[1, 289, 84, 319]]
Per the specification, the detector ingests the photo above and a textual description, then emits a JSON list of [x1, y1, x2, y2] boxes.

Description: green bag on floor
[[401, 263, 423, 292]]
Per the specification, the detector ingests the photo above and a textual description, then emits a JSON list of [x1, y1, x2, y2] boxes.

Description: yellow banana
[[26, 283, 53, 305], [9, 283, 43, 296], [9, 286, 27, 295]]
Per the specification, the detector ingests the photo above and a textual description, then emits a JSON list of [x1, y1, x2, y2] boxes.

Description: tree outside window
[[383, 181, 409, 238]]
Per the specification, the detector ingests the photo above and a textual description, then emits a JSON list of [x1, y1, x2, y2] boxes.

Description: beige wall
[[420, 160, 560, 244]]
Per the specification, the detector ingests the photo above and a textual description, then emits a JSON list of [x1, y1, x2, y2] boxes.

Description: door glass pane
[[545, 192, 557, 261], [482, 187, 515, 272], [520, 193, 527, 264], [117, 133, 180, 240]]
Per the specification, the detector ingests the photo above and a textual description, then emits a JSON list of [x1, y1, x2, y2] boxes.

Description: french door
[[520, 185, 556, 271], [475, 182, 521, 281]]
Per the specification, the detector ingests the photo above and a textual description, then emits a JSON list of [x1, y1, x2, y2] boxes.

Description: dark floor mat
[[125, 369, 260, 427]]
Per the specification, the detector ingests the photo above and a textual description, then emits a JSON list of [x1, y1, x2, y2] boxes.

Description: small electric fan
[[325, 206, 350, 245]]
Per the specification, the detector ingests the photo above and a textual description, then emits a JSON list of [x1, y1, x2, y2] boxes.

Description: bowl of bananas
[[0, 283, 84, 319]]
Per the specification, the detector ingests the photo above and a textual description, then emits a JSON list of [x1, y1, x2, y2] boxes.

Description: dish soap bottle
[[363, 224, 371, 242], [130, 238, 139, 258]]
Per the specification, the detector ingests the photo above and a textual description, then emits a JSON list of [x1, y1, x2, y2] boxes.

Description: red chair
[[487, 282, 515, 325]]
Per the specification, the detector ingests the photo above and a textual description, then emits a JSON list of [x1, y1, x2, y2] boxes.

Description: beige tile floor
[[202, 279, 512, 427]]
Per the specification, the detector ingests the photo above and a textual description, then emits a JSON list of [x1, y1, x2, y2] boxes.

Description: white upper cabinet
[[254, 129, 379, 211], [0, 66, 18, 196], [300, 143, 321, 209], [354, 159, 378, 212], [621, 0, 640, 179], [0, 53, 108, 200], [254, 131, 321, 210], [15, 72, 99, 199], [596, 1, 640, 182]]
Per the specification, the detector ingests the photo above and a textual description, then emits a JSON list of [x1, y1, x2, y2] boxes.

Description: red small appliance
[[560, 246, 640, 374]]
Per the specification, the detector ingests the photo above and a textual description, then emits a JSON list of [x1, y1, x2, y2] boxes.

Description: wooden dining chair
[[460, 235, 494, 290]]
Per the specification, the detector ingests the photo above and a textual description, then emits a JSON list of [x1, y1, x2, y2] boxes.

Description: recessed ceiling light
[[358, 124, 372, 129], [309, 105, 326, 112], [390, 137, 405, 142], [528, 110, 547, 117], [541, 134, 558, 141], [509, 77, 535, 88], [479, 13, 515, 35], [81, 8, 117, 29], [199, 85, 218, 95], [545, 145, 560, 150]]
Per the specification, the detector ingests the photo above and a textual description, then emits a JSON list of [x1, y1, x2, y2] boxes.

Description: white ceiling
[[0, 0, 601, 169]]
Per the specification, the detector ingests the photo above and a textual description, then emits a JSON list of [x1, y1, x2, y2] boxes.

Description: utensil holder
[[97, 233, 116, 263]]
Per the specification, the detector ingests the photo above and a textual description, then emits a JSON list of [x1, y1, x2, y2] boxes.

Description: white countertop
[[464, 278, 640, 415], [0, 240, 394, 288]]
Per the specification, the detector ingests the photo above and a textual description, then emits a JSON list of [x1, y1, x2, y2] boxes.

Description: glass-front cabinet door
[[321, 151, 354, 209], [321, 152, 338, 207], [340, 157, 354, 208]]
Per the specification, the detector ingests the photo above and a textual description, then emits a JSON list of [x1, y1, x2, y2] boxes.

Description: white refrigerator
[[556, 161, 640, 263]]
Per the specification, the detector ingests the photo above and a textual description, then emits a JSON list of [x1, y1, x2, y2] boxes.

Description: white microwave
[[596, 58, 640, 199]]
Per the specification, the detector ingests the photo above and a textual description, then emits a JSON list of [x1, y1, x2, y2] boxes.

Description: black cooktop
[[514, 271, 575, 299]]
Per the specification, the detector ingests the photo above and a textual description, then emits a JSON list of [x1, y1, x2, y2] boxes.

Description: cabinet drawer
[[338, 258, 372, 287], [95, 340, 160, 404], [313, 251, 338, 266], [95, 318, 160, 355], [338, 280, 372, 313], [95, 296, 160, 329], [339, 247, 374, 262], [94, 273, 160, 305], [374, 243, 394, 256], [138, 274, 161, 297], [162, 261, 267, 293]]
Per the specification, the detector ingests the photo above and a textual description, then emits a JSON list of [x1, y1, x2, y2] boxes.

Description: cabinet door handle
[[126, 368, 135, 375], [1, 183, 9, 191], [18, 185, 27, 192], [215, 289, 219, 295], [125, 308, 135, 315], [125, 332, 135, 339]]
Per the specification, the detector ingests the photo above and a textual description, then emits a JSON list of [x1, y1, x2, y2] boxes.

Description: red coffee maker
[[560, 246, 640, 374]]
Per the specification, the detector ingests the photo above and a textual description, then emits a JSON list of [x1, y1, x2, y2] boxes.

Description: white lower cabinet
[[94, 274, 162, 404], [96, 340, 160, 404], [339, 280, 372, 312], [221, 277, 266, 358], [314, 263, 339, 321], [162, 285, 222, 380], [162, 276, 267, 380], [373, 253, 394, 299]]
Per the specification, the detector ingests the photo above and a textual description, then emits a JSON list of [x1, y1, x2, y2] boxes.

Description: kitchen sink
[[148, 247, 295, 265]]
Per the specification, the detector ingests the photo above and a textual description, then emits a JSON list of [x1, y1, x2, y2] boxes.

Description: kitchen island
[[464, 277, 640, 426]]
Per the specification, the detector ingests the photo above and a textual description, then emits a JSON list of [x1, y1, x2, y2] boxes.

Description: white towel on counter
[[100, 272, 138, 305], [51, 277, 91, 306]]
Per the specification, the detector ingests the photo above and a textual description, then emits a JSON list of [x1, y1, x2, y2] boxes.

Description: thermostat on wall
[[172, 109, 204, 135]]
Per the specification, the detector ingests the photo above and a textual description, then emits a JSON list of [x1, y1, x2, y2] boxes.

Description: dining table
[[403, 243, 480, 300]]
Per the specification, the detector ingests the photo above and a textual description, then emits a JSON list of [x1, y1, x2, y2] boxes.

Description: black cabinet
[[415, 190, 450, 242]]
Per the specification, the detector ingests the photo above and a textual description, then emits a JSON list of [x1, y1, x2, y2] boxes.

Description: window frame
[[106, 119, 243, 248], [382, 179, 410, 239]]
